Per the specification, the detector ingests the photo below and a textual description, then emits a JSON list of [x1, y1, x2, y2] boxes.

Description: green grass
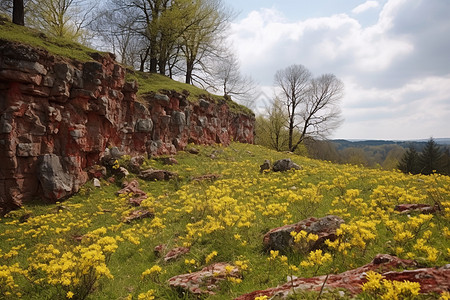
[[0, 17, 101, 62], [1, 142, 449, 299], [126, 71, 254, 115]]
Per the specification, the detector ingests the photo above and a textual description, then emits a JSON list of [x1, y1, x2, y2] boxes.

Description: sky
[[223, 0, 450, 140]]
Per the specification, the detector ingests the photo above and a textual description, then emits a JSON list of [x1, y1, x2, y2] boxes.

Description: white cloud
[[227, 0, 450, 139], [352, 1, 380, 14]]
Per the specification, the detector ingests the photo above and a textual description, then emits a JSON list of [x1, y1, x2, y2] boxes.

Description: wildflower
[[205, 251, 218, 264], [66, 291, 74, 299]]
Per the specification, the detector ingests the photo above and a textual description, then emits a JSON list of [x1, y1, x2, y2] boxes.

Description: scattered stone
[[168, 263, 240, 295], [260, 160, 271, 173], [272, 158, 301, 172], [139, 169, 177, 181], [116, 180, 147, 206], [192, 174, 221, 182], [126, 156, 145, 174], [123, 209, 154, 223], [187, 147, 200, 155], [234, 254, 450, 300], [160, 157, 178, 165], [395, 203, 438, 214], [263, 215, 345, 253], [154, 245, 191, 262], [93, 178, 101, 188], [87, 165, 107, 179]]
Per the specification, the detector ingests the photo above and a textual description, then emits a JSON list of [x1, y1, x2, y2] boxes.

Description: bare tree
[[275, 65, 344, 152], [274, 64, 312, 151], [207, 52, 258, 109]]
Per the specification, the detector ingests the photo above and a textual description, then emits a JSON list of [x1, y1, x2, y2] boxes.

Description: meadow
[[1, 142, 449, 300]]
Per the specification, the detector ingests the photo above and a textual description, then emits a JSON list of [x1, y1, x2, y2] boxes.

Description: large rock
[[272, 158, 301, 172], [38, 154, 74, 200], [139, 169, 177, 181], [263, 215, 345, 252], [168, 263, 240, 295], [235, 254, 450, 299]]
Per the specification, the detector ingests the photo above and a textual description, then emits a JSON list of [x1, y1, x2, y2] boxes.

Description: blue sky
[[224, 0, 450, 140]]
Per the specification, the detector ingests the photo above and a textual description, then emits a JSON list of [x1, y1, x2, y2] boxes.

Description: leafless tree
[[207, 52, 258, 109], [275, 65, 344, 152]]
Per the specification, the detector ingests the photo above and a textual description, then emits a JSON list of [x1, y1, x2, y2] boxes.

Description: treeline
[[397, 139, 450, 175], [260, 136, 450, 174]]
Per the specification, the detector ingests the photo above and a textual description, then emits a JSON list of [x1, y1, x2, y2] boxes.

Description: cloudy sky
[[224, 0, 450, 140]]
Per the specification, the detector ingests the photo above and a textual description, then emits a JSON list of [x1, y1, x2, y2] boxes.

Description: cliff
[[0, 37, 254, 214]]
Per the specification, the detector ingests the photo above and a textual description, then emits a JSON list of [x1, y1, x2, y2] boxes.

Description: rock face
[[0, 41, 255, 214], [235, 254, 450, 299], [263, 215, 345, 253]]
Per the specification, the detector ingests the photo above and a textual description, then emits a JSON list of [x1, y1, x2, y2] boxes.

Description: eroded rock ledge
[[0, 41, 255, 214]]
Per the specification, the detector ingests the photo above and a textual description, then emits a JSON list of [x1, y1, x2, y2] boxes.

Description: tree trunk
[[185, 62, 193, 84], [13, 0, 24, 26]]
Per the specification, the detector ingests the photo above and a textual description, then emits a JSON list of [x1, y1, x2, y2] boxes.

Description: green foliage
[[398, 138, 448, 175], [0, 18, 100, 62]]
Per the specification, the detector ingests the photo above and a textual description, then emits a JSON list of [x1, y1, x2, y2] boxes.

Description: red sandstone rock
[[123, 209, 154, 223], [154, 244, 191, 262], [168, 262, 240, 295], [116, 180, 147, 206], [235, 255, 450, 300], [0, 40, 255, 215], [263, 215, 345, 253], [395, 203, 438, 214]]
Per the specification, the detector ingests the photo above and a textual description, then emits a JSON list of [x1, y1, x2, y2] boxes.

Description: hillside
[[1, 142, 449, 299]]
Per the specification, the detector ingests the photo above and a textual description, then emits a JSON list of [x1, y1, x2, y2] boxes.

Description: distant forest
[[306, 138, 450, 174]]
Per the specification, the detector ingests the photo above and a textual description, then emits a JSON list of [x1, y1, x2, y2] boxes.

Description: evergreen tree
[[397, 146, 420, 174], [418, 138, 442, 175]]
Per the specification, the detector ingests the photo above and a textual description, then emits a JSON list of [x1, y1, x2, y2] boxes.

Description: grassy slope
[[1, 142, 449, 299]]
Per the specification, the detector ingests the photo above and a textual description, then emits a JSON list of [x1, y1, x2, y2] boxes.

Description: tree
[[207, 52, 258, 109], [418, 138, 442, 175], [180, 0, 231, 84], [274, 65, 344, 152], [13, 0, 24, 25], [255, 98, 289, 151], [397, 146, 419, 174], [27, 0, 95, 43]]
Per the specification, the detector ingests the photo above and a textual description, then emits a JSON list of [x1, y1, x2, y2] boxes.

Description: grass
[[126, 71, 254, 115], [0, 142, 449, 299], [0, 16, 101, 62]]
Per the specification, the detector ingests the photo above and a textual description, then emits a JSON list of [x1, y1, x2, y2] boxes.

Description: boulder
[[38, 154, 74, 200], [263, 215, 345, 253], [168, 263, 240, 295], [234, 254, 450, 300], [272, 158, 301, 172]]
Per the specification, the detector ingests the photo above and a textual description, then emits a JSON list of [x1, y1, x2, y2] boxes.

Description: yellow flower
[[66, 291, 74, 299]]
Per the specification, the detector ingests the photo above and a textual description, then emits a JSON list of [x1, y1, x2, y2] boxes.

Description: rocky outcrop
[[263, 215, 345, 253], [0, 41, 255, 214], [235, 254, 450, 299]]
